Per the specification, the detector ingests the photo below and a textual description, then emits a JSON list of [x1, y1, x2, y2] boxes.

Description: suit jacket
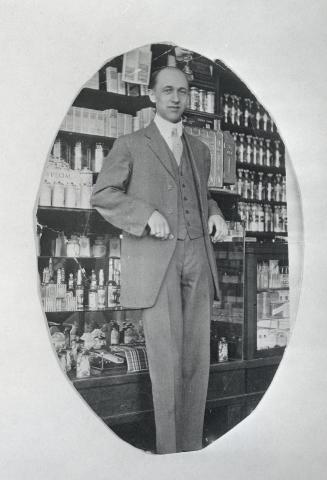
[[91, 120, 222, 308]]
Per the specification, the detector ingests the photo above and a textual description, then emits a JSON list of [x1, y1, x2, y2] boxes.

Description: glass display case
[[244, 242, 289, 359], [211, 239, 244, 363]]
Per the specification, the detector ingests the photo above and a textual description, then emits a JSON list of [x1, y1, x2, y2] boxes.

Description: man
[[92, 66, 227, 454]]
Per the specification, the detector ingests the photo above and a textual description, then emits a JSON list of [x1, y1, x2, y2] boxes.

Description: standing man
[[92, 66, 227, 454]]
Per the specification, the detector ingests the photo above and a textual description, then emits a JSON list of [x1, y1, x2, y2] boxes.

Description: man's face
[[149, 68, 189, 123]]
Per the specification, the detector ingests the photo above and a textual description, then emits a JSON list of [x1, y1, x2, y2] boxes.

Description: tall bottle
[[244, 98, 251, 127], [246, 135, 252, 164], [255, 102, 261, 130], [97, 269, 106, 310], [274, 140, 281, 168], [107, 258, 117, 307], [238, 134, 245, 163], [76, 268, 84, 310], [88, 269, 98, 310], [258, 138, 264, 166], [252, 137, 258, 165], [265, 139, 271, 167]]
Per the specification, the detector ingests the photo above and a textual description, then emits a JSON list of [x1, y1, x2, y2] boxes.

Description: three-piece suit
[[92, 120, 223, 453]]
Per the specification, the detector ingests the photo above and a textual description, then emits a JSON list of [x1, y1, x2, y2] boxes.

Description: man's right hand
[[147, 211, 174, 240]]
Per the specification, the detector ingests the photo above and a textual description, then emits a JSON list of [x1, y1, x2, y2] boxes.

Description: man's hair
[[149, 66, 189, 90]]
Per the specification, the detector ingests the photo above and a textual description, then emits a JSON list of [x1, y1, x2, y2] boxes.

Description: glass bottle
[[88, 269, 98, 310], [275, 174, 282, 202], [232, 133, 239, 162], [230, 95, 236, 125], [107, 258, 117, 307], [244, 98, 251, 127], [223, 93, 230, 124], [255, 102, 261, 130], [238, 134, 245, 163], [282, 206, 288, 233], [97, 268, 106, 310], [258, 138, 264, 166], [93, 143, 104, 173], [250, 204, 257, 232], [281, 176, 287, 202], [264, 205, 271, 232], [274, 140, 281, 168], [242, 170, 250, 199], [252, 137, 258, 165], [110, 320, 120, 345], [245, 204, 251, 231], [266, 174, 273, 202], [273, 206, 280, 232], [262, 111, 269, 131], [76, 268, 84, 311], [257, 172, 264, 201], [237, 169, 243, 196], [265, 139, 271, 167], [68, 273, 74, 292], [246, 135, 252, 164], [235, 96, 242, 126], [258, 205, 265, 232], [249, 171, 255, 200]]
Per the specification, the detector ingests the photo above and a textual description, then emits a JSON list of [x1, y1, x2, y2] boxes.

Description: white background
[[1, 1, 326, 478]]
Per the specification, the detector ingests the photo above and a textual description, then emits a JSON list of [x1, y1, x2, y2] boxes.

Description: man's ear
[[148, 89, 156, 104]]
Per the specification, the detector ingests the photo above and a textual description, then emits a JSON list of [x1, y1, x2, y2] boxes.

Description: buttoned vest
[[166, 135, 204, 240]]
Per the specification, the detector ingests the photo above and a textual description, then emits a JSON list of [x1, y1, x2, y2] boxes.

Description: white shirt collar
[[154, 114, 183, 141]]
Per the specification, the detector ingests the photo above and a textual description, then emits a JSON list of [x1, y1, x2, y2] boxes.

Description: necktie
[[171, 127, 183, 166]]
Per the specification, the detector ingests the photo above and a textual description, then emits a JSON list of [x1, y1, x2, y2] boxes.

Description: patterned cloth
[[111, 345, 149, 373]]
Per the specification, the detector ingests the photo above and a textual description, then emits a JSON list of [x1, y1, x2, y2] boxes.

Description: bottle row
[[60, 106, 155, 138], [257, 260, 289, 290], [222, 93, 276, 133], [40, 258, 121, 312], [238, 202, 287, 233], [39, 232, 121, 258], [237, 171, 286, 203], [232, 133, 283, 168]]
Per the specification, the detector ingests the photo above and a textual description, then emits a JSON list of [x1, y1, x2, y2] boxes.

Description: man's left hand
[[208, 215, 228, 243]]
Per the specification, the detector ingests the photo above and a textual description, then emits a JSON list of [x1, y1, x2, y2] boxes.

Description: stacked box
[[106, 66, 118, 93]]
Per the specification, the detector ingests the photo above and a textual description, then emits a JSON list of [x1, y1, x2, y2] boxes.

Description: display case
[[244, 242, 289, 359]]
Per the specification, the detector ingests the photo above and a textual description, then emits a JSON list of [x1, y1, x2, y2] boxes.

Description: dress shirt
[[154, 114, 183, 151]]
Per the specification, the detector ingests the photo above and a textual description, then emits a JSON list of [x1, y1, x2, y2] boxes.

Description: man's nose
[[171, 90, 179, 102]]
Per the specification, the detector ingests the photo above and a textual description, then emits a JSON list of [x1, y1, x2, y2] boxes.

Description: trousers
[[142, 234, 214, 454]]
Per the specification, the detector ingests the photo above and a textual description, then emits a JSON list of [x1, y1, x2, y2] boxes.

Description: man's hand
[[147, 211, 174, 240], [208, 215, 228, 243]]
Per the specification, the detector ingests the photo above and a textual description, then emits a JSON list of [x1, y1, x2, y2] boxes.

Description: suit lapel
[[143, 121, 177, 184]]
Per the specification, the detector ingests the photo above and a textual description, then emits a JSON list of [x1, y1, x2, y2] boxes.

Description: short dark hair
[[149, 66, 189, 90]]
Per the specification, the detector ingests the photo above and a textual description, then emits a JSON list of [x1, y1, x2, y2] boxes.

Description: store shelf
[[209, 188, 240, 197], [37, 206, 121, 235], [184, 108, 220, 120], [221, 122, 281, 142], [73, 88, 152, 115], [239, 198, 287, 206], [57, 130, 116, 147], [257, 287, 289, 293], [245, 231, 288, 241], [45, 307, 124, 314], [236, 161, 286, 175]]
